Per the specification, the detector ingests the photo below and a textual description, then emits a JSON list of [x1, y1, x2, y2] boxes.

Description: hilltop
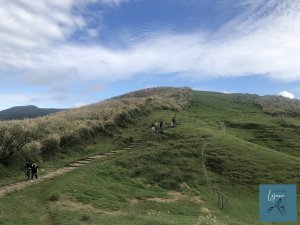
[[0, 105, 63, 120], [0, 87, 299, 225]]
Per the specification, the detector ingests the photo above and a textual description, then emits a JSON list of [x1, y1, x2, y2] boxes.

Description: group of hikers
[[25, 161, 39, 182], [150, 115, 177, 134]]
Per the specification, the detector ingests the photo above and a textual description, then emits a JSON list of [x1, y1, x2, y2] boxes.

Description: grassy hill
[[0, 87, 191, 165], [0, 88, 299, 225]]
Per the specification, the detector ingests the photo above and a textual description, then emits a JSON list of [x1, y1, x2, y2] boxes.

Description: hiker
[[150, 121, 156, 132], [150, 121, 160, 134], [171, 115, 177, 127], [151, 126, 156, 133], [25, 161, 32, 181], [31, 163, 38, 181], [154, 121, 160, 131], [150, 121, 156, 134], [159, 120, 164, 133], [150, 121, 156, 128]]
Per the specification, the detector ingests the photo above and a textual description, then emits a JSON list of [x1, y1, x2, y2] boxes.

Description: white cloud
[[84, 83, 106, 93], [100, 0, 129, 7], [0, 92, 92, 110], [1, 0, 300, 89], [192, 87, 202, 91], [0, 93, 37, 107], [0, 93, 52, 110], [74, 103, 86, 108], [192, 87, 232, 94], [278, 91, 295, 99], [145, 85, 159, 89], [87, 28, 99, 37]]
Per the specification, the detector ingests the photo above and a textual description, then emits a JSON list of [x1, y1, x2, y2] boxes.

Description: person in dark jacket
[[25, 161, 32, 181], [159, 120, 163, 128], [31, 163, 38, 181], [159, 120, 164, 133], [172, 115, 177, 127]]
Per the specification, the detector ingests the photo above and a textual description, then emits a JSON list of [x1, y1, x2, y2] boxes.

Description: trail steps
[[0, 148, 129, 198], [0, 133, 153, 198]]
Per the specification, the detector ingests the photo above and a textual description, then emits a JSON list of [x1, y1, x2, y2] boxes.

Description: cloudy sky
[[0, 0, 300, 109]]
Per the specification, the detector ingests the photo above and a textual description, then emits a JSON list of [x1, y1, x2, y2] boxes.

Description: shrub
[[41, 134, 60, 159], [48, 191, 60, 201], [205, 156, 224, 174], [80, 214, 92, 222], [0, 124, 34, 163], [194, 215, 225, 225], [60, 132, 80, 147]]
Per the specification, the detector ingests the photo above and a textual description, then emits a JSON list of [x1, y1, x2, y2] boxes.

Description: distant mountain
[[0, 105, 63, 120]]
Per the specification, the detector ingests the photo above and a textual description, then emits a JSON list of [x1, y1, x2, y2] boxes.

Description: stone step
[[83, 158, 94, 161], [103, 152, 115, 155], [75, 160, 90, 164], [67, 152, 118, 168], [68, 163, 83, 167], [87, 155, 105, 160]]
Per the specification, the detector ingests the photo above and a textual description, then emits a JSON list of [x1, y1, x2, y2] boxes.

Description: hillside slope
[[0, 87, 191, 164], [0, 89, 299, 225]]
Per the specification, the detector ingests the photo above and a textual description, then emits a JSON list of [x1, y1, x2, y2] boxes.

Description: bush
[[0, 124, 34, 163], [160, 179, 181, 190], [194, 215, 225, 225], [205, 156, 224, 174], [80, 214, 93, 222], [60, 132, 80, 147], [48, 191, 60, 201], [78, 127, 95, 139], [115, 112, 130, 127], [22, 141, 42, 162], [41, 134, 60, 159]]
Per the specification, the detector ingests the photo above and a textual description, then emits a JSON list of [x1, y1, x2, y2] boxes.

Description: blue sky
[[0, 0, 300, 109]]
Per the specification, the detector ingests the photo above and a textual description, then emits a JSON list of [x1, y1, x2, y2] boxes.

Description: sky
[[0, 0, 300, 109]]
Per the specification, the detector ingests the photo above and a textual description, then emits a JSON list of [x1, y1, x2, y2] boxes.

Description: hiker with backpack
[[171, 115, 177, 127], [150, 121, 156, 133], [25, 161, 32, 181], [159, 120, 164, 133], [31, 163, 38, 181]]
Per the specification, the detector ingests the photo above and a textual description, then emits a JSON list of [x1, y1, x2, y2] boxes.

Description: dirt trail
[[0, 149, 125, 198]]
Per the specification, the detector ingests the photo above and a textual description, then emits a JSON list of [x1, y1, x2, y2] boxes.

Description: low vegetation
[[255, 95, 300, 116]]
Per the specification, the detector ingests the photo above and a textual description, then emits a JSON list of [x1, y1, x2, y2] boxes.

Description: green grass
[[0, 90, 299, 225]]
